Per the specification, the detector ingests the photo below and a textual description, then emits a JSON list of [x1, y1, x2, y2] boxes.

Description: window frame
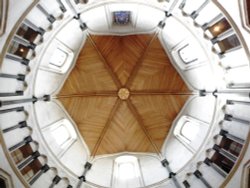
[[180, 121, 200, 142], [42, 119, 77, 157], [171, 38, 207, 70], [0, 168, 14, 188], [242, 160, 250, 188], [239, 0, 250, 33], [174, 116, 208, 152], [0, 0, 8, 36], [112, 155, 144, 188], [47, 40, 74, 74]]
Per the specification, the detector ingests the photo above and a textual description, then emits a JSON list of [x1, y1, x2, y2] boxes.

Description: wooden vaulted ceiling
[[57, 34, 191, 156]]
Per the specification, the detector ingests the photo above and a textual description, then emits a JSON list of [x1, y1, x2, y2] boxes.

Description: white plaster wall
[[164, 138, 194, 172], [194, 2, 221, 26], [25, 6, 51, 31], [80, 3, 165, 35], [222, 121, 249, 141], [225, 103, 250, 121], [3, 128, 30, 149], [160, 16, 218, 91], [199, 163, 225, 187], [34, 19, 86, 96], [59, 140, 87, 176], [0, 110, 26, 130], [188, 175, 207, 188], [86, 158, 113, 187], [0, 58, 28, 75], [181, 0, 207, 15], [162, 96, 216, 172], [0, 78, 23, 93], [34, 101, 89, 176], [160, 17, 189, 50], [34, 101, 66, 128], [139, 156, 169, 185], [180, 96, 216, 123], [224, 66, 250, 85], [39, 0, 63, 18], [31, 169, 55, 188], [220, 49, 249, 68]]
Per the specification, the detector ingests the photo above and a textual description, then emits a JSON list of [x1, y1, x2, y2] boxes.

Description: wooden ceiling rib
[[90, 34, 154, 86], [58, 37, 118, 95], [58, 34, 191, 156], [96, 101, 155, 155], [59, 96, 118, 152]]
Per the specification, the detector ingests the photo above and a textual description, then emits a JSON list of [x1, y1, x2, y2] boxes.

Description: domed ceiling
[[57, 34, 192, 156]]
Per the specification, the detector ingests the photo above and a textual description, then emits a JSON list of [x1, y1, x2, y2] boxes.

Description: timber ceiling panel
[[58, 34, 192, 157], [130, 95, 189, 150], [59, 38, 118, 95], [59, 96, 117, 152], [90, 35, 153, 86], [129, 38, 189, 92], [96, 101, 155, 155]]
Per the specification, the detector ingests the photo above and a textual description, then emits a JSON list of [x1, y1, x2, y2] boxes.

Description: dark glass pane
[[211, 152, 234, 173], [248, 168, 250, 188], [208, 18, 231, 37], [247, 0, 250, 25], [0, 178, 6, 188], [217, 34, 241, 52], [17, 24, 39, 42], [113, 11, 131, 25], [219, 137, 242, 157], [11, 144, 33, 164], [21, 159, 42, 181], [8, 41, 30, 58]]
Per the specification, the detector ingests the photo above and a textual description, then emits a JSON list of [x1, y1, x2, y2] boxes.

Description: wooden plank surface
[[58, 34, 191, 156], [59, 37, 118, 95]]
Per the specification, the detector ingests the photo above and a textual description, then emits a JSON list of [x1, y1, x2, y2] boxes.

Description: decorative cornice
[[0, 0, 8, 37]]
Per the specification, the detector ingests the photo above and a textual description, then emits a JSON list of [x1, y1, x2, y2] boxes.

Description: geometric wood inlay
[[58, 34, 192, 156]]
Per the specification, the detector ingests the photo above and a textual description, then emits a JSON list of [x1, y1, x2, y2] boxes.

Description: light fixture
[[213, 25, 221, 32]]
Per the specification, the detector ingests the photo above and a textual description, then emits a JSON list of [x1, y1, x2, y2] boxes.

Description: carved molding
[[0, 0, 8, 36], [239, 0, 250, 33], [0, 168, 14, 188], [242, 160, 250, 188]]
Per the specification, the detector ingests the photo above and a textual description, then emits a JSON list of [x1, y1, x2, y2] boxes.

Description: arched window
[[16, 23, 41, 44], [48, 40, 74, 74], [0, 178, 6, 188], [42, 119, 77, 156], [50, 124, 71, 146], [174, 116, 209, 151], [0, 169, 13, 188], [11, 143, 34, 164], [180, 121, 200, 142], [178, 44, 198, 64], [112, 156, 143, 188], [240, 0, 250, 33], [174, 116, 200, 143], [0, 0, 8, 36]]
